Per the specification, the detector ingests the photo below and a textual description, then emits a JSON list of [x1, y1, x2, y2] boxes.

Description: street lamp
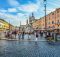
[[43, 0, 47, 37], [19, 21, 21, 31], [44, 0, 47, 30]]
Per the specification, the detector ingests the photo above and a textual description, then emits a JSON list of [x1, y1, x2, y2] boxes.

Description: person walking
[[35, 31, 39, 41], [18, 31, 21, 40], [14, 30, 17, 39], [22, 31, 25, 39]]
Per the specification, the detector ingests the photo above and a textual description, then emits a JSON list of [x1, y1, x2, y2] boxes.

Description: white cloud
[[0, 8, 17, 13], [18, 3, 39, 12], [46, 8, 56, 14], [17, 0, 42, 13], [0, 9, 7, 13], [8, 8, 17, 12], [8, 0, 42, 13], [0, 12, 27, 26], [0, 0, 46, 26], [47, 1, 60, 7], [17, 13, 24, 17], [8, 0, 20, 7]]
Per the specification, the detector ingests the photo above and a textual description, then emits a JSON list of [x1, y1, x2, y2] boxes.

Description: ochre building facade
[[32, 8, 60, 32], [0, 19, 15, 31]]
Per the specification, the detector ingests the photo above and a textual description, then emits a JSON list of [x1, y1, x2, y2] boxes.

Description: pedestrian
[[35, 32, 38, 41], [36, 33, 38, 37], [14, 30, 17, 39], [7, 31, 10, 38], [22, 31, 24, 39], [41, 32, 43, 36], [18, 31, 21, 40], [28, 33, 31, 40]]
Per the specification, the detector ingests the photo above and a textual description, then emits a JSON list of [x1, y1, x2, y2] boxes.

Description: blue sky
[[0, 0, 60, 26]]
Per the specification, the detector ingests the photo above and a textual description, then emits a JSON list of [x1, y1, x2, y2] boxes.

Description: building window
[[52, 21, 54, 24], [0, 24, 1, 26], [49, 17, 50, 20], [48, 22, 50, 24], [57, 13, 59, 17], [0, 24, 2, 28], [57, 20, 59, 23], [49, 26, 50, 28], [57, 10, 59, 13], [52, 13, 54, 15], [58, 25, 59, 27], [52, 25, 55, 28]]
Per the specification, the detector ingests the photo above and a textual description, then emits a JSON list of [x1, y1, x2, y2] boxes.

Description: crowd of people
[[4, 30, 44, 40], [4, 30, 24, 39]]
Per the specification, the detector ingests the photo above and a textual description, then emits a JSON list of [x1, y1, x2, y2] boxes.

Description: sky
[[0, 0, 60, 26]]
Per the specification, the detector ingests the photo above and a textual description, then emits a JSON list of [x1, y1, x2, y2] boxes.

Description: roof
[[0, 19, 14, 27]]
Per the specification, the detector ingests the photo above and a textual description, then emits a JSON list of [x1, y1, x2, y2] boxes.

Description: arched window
[[52, 21, 54, 24]]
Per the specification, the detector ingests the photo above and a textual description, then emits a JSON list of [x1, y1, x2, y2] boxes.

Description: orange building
[[55, 8, 60, 29], [40, 17, 45, 30], [32, 8, 60, 32], [32, 19, 41, 30], [32, 17, 45, 31], [46, 11, 56, 30]]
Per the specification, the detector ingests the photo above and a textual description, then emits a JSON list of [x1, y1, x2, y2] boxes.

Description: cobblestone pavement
[[0, 40, 60, 57], [24, 34, 46, 41], [16, 34, 46, 41]]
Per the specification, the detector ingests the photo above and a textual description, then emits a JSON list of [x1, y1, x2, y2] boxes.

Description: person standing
[[18, 31, 21, 40], [35, 31, 39, 41], [14, 30, 17, 39], [22, 31, 25, 39]]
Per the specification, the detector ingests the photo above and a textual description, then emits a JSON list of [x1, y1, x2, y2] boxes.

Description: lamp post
[[44, 0, 47, 37], [19, 21, 21, 31], [44, 0, 47, 31]]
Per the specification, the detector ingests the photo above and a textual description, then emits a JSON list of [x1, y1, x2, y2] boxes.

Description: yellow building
[[0, 19, 15, 31]]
